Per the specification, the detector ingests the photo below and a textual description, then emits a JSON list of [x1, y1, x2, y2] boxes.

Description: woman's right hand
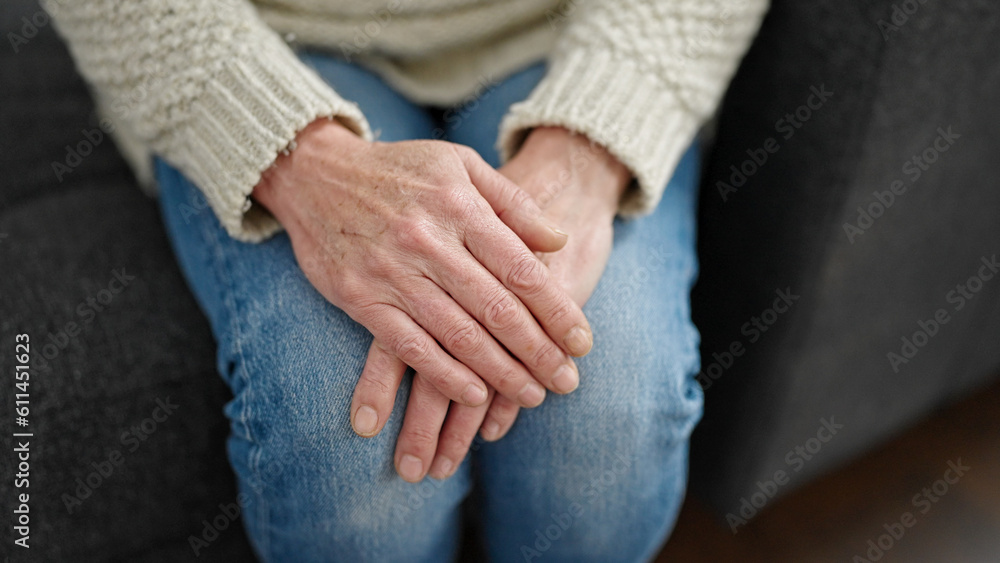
[[252, 119, 592, 425]]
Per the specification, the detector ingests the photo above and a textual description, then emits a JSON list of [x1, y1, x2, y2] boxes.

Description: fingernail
[[399, 454, 423, 482], [550, 225, 569, 237], [564, 326, 592, 356], [481, 419, 501, 441], [518, 382, 546, 407], [551, 364, 579, 394], [462, 384, 488, 406], [353, 405, 378, 436], [431, 456, 454, 479]]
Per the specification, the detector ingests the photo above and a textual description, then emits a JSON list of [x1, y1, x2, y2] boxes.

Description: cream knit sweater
[[50, 0, 768, 242]]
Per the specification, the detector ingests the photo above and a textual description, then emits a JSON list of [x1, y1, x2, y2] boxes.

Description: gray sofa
[[689, 0, 1000, 519], [0, 2, 253, 560], [1, 0, 997, 560]]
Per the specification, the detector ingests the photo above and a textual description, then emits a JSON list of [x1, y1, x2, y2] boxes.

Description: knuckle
[[361, 247, 403, 280], [350, 299, 387, 324], [544, 300, 573, 328], [494, 186, 534, 226], [444, 187, 483, 219], [432, 177, 492, 231], [393, 333, 432, 366], [442, 318, 484, 357], [395, 217, 439, 254], [529, 343, 563, 373], [357, 373, 394, 399], [481, 289, 520, 329], [402, 425, 439, 450], [487, 367, 520, 392], [505, 185, 532, 213], [328, 266, 373, 306], [336, 278, 366, 306], [506, 255, 544, 293], [439, 427, 472, 455], [451, 143, 478, 162]]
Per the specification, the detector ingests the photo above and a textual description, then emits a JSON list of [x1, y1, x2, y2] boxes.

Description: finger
[[361, 303, 489, 407], [457, 145, 568, 253], [429, 388, 494, 480], [479, 393, 520, 442], [431, 251, 580, 397], [395, 373, 450, 483], [399, 277, 548, 408], [350, 339, 408, 437], [461, 213, 593, 359]]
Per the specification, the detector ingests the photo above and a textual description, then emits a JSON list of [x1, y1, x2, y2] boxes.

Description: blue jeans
[[156, 52, 703, 562]]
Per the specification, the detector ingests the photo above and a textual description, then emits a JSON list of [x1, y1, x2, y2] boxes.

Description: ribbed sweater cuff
[[170, 36, 371, 242], [498, 49, 699, 217]]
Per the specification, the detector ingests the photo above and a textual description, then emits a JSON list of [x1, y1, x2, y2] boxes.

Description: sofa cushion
[[691, 0, 1000, 517], [0, 0, 255, 559]]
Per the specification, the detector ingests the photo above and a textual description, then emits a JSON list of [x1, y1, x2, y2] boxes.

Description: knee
[[223, 293, 479, 537], [217, 293, 390, 502], [226, 321, 467, 559], [225, 298, 384, 485], [542, 367, 700, 508], [571, 311, 704, 447], [490, 410, 691, 562], [507, 320, 702, 543]]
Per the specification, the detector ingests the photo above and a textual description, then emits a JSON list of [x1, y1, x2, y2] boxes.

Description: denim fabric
[[156, 52, 703, 562]]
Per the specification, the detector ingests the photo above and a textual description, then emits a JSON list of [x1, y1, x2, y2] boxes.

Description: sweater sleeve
[[49, 1, 372, 242], [497, 0, 769, 216]]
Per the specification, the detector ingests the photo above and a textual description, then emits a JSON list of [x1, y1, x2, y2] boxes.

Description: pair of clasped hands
[[253, 119, 630, 482]]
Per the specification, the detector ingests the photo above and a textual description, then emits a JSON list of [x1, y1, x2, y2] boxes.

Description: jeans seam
[[192, 182, 272, 560]]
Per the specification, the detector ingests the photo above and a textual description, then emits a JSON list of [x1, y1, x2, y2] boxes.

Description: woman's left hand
[[373, 127, 631, 481]]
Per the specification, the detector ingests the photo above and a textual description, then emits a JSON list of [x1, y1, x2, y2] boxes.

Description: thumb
[[457, 146, 568, 253]]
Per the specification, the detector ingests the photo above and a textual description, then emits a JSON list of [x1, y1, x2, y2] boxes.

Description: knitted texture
[[498, 0, 769, 216], [49, 0, 768, 241]]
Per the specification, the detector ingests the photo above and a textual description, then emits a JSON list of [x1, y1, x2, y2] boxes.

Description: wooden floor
[[657, 378, 1000, 562]]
